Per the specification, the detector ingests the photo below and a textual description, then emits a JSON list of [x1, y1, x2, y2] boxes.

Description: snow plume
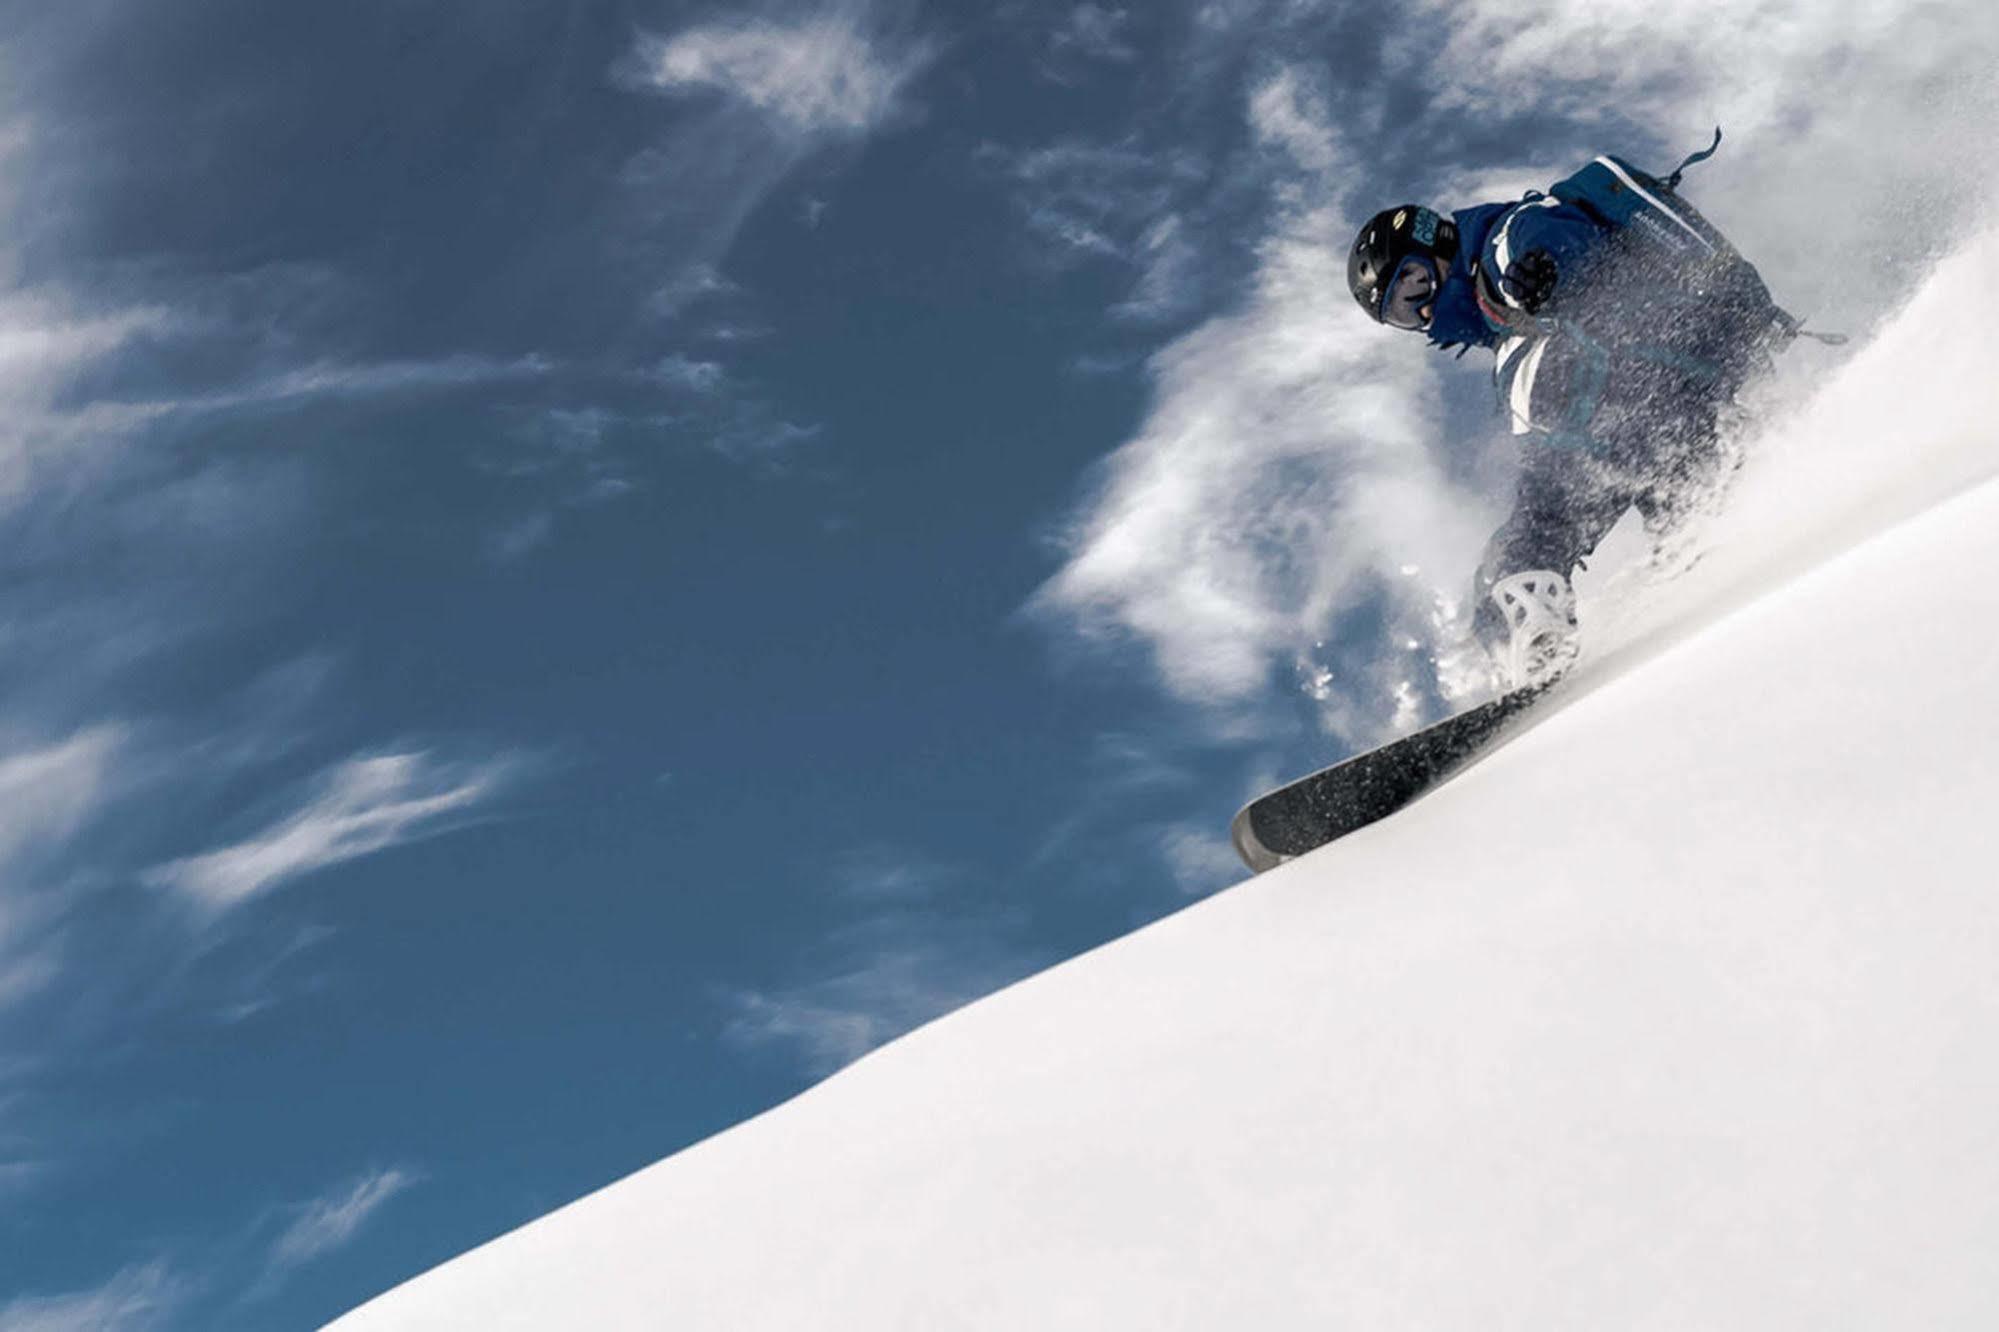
[[1582, 223, 1999, 662], [1033, 67, 1495, 746]]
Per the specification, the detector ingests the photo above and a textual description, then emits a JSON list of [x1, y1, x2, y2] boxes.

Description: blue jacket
[[1426, 200, 1610, 354], [1430, 175, 1780, 455]]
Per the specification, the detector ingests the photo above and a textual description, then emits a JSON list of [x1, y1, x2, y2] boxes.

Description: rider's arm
[[1484, 200, 1610, 314]]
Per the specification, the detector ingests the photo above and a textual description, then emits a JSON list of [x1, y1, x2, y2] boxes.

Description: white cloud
[[0, 1158, 48, 1201], [639, 16, 926, 136], [724, 855, 1041, 1076], [270, 1167, 415, 1270], [647, 353, 726, 394], [0, 728, 122, 876], [1157, 823, 1244, 897], [146, 750, 519, 912], [0, 298, 166, 398], [1055, 4, 1136, 61], [485, 509, 555, 563], [0, 945, 58, 1009], [0, 292, 167, 510], [619, 9, 935, 317], [0, 729, 122, 1031], [990, 137, 1213, 322], [1039, 4, 1138, 82], [194, 352, 555, 409], [828, 845, 960, 903], [725, 935, 1014, 1076], [0, 152, 558, 530], [50, 353, 559, 451], [0, 1260, 184, 1332], [1246, 65, 1337, 175], [999, 139, 1204, 263]]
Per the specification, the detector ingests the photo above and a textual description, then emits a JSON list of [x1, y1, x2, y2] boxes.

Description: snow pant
[[1471, 329, 1746, 651]]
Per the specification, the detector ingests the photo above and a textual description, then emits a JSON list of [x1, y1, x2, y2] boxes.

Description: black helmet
[[1348, 205, 1458, 323]]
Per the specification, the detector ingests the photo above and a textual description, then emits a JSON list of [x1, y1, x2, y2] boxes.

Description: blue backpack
[[1543, 130, 1835, 345]]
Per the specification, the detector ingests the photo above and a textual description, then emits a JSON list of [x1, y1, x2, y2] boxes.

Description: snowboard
[[1231, 685, 1551, 873]]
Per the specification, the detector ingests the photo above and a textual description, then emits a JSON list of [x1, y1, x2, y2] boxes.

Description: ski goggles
[[1378, 254, 1440, 331]]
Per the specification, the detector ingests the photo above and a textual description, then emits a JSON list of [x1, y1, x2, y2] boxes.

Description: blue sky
[[0, 1, 1989, 1326]]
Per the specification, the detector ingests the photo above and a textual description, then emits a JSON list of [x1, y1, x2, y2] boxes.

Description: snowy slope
[[332, 237, 1999, 1330]]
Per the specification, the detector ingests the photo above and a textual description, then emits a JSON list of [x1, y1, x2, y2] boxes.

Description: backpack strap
[[1664, 126, 1724, 191]]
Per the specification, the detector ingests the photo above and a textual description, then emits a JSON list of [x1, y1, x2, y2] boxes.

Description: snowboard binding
[[1489, 570, 1579, 690]]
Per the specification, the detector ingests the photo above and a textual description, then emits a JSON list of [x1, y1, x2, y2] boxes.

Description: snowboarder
[[1347, 132, 1818, 687]]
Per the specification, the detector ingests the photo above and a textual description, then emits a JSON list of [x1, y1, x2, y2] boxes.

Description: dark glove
[[1500, 248, 1559, 314]]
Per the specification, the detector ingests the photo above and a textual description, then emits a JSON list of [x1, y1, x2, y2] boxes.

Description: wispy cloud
[[1156, 822, 1243, 897], [0, 1260, 185, 1332], [484, 509, 555, 564], [827, 844, 964, 903], [0, 946, 59, 1011], [146, 751, 521, 913], [620, 6, 937, 315], [484, 358, 822, 547], [0, 1170, 413, 1324], [0, 1157, 48, 1203], [21, 354, 565, 484], [0, 126, 519, 512], [725, 930, 1022, 1076], [1046, 4, 1138, 70], [604, 8, 928, 473], [988, 137, 1212, 322], [269, 1167, 416, 1271], [646, 353, 727, 394], [0, 289, 168, 509], [723, 851, 1044, 1076], [167, 352, 556, 415], [0, 728, 123, 877], [638, 15, 928, 137], [0, 728, 125, 1026]]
